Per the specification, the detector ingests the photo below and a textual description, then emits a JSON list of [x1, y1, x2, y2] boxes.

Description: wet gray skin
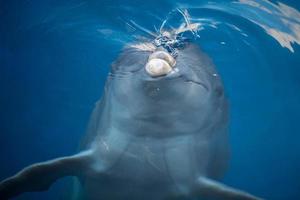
[[0, 43, 262, 200]]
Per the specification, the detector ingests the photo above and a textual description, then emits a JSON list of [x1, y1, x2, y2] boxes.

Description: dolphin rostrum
[[0, 31, 262, 200]]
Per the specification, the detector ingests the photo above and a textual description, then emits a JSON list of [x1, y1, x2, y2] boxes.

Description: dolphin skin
[[0, 41, 262, 200]]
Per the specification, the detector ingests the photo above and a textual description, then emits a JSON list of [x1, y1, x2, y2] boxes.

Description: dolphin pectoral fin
[[191, 177, 263, 200], [0, 150, 93, 199]]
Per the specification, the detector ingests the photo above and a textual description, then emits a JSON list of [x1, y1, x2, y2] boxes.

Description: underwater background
[[0, 0, 300, 199]]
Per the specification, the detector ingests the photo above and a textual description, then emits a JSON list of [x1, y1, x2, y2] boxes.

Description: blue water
[[1, 0, 300, 199]]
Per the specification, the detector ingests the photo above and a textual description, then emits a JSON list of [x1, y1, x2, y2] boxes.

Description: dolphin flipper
[[191, 177, 262, 200], [166, 177, 262, 200], [0, 150, 93, 199]]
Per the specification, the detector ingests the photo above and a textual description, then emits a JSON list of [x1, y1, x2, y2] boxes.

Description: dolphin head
[[107, 41, 227, 138]]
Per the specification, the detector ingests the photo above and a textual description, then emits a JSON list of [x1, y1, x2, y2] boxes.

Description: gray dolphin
[[0, 38, 262, 200]]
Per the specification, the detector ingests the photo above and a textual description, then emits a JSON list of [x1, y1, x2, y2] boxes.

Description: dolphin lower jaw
[[145, 50, 176, 77]]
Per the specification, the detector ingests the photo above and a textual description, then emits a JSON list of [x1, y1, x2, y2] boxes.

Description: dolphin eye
[[214, 85, 224, 97]]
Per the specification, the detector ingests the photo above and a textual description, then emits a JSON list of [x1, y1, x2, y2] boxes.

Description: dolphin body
[[0, 40, 261, 200]]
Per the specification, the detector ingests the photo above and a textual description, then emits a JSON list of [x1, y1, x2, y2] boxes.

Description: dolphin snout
[[145, 51, 176, 77]]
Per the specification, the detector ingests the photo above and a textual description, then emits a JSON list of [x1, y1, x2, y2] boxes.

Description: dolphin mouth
[[144, 65, 179, 78], [143, 69, 208, 91], [145, 50, 176, 77], [144, 50, 208, 91], [181, 79, 209, 91]]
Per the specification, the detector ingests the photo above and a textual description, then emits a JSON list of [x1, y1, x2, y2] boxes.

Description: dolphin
[[0, 33, 262, 200]]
